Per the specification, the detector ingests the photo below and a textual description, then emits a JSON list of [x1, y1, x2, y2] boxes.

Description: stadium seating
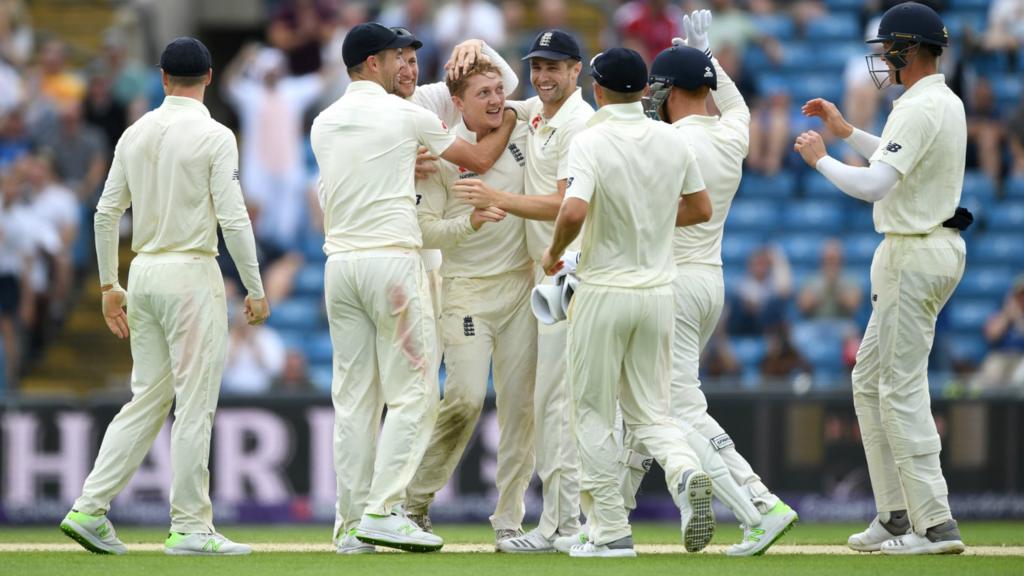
[[947, 299, 1000, 332], [988, 202, 1024, 232], [740, 171, 797, 198], [779, 233, 828, 266], [292, 265, 325, 297], [971, 234, 1024, 265], [726, 200, 779, 232], [957, 267, 1015, 300], [721, 232, 764, 266], [783, 200, 845, 232], [1006, 176, 1024, 198], [267, 297, 324, 331], [804, 14, 860, 41]]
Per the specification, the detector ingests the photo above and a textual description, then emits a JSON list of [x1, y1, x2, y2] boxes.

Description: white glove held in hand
[[682, 9, 713, 56]]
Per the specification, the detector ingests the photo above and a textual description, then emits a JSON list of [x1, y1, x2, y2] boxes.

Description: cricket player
[[312, 23, 516, 554], [541, 47, 716, 558], [639, 11, 799, 556], [455, 29, 594, 553], [794, 2, 969, 555], [60, 37, 268, 556], [404, 60, 537, 548]]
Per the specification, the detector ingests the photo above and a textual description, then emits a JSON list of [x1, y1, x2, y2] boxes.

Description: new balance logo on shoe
[[202, 539, 222, 553]]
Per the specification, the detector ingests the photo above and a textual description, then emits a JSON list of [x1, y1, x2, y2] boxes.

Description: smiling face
[[452, 70, 505, 132], [395, 48, 420, 98], [529, 57, 581, 106], [369, 48, 407, 95]]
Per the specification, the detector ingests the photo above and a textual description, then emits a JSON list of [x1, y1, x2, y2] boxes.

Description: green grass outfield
[[2, 522, 1023, 576]]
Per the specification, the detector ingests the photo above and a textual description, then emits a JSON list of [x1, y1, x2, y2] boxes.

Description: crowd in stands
[[1, 0, 1022, 397]]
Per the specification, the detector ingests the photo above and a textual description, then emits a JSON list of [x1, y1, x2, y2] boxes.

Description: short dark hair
[[922, 43, 943, 58], [446, 60, 501, 98], [346, 62, 366, 77], [167, 73, 207, 87], [677, 84, 711, 99]]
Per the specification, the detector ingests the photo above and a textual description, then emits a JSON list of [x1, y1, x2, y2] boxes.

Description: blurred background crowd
[[0, 0, 1022, 399]]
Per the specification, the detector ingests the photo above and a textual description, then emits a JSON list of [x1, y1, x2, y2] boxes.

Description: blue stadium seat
[[802, 172, 838, 198], [961, 171, 996, 200], [267, 297, 323, 330], [293, 265, 325, 297], [845, 206, 877, 232], [779, 41, 860, 72], [780, 233, 828, 266], [844, 233, 880, 265], [825, 0, 863, 12], [988, 201, 1024, 231], [785, 73, 844, 104], [783, 200, 845, 231], [956, 267, 1014, 300], [739, 172, 796, 198], [721, 232, 764, 266], [303, 333, 334, 364], [792, 320, 848, 379], [301, 232, 326, 262], [309, 362, 332, 392], [968, 52, 1009, 76], [804, 14, 859, 40], [726, 200, 779, 232], [947, 299, 999, 332], [946, 333, 988, 365], [992, 75, 1023, 110], [948, 0, 993, 10], [1006, 176, 1024, 198], [732, 337, 767, 372], [944, 12, 988, 39], [753, 14, 796, 40], [971, 234, 1024, 265]]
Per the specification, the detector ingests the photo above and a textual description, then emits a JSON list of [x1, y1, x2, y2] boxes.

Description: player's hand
[[446, 39, 485, 80], [802, 98, 853, 139], [541, 247, 565, 276], [470, 206, 507, 230], [682, 9, 712, 54], [415, 146, 438, 181], [453, 178, 502, 209], [794, 130, 828, 168], [244, 296, 270, 326], [101, 286, 129, 339]]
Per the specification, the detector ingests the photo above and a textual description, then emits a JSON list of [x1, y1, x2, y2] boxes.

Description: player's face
[[395, 48, 420, 99], [376, 48, 408, 95], [529, 58, 580, 105], [455, 72, 505, 131]]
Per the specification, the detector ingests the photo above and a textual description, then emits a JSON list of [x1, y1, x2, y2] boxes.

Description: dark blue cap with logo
[[522, 29, 581, 61], [342, 22, 417, 68], [391, 27, 424, 50], [159, 37, 212, 77], [590, 47, 647, 92], [649, 45, 717, 91]]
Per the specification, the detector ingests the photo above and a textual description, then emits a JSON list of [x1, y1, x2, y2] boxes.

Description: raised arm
[[439, 108, 516, 174], [802, 98, 880, 159]]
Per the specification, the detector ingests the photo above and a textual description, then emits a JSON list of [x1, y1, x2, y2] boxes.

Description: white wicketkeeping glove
[[682, 9, 713, 56]]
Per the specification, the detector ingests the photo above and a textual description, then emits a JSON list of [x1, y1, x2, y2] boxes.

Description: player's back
[[117, 95, 233, 255], [571, 104, 700, 289]]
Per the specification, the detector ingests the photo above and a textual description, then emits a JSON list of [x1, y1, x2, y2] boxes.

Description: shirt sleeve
[[481, 42, 518, 95], [209, 129, 265, 299], [869, 103, 936, 176], [413, 106, 458, 157], [710, 57, 750, 152], [680, 140, 706, 195], [416, 165, 475, 249], [564, 139, 596, 204], [93, 136, 132, 287]]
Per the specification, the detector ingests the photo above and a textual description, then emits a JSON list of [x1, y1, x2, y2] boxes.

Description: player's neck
[[668, 99, 709, 123], [541, 89, 575, 119], [462, 117, 494, 141], [899, 66, 937, 91], [166, 86, 206, 101]]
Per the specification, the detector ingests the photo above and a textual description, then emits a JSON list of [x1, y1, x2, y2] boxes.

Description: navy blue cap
[[342, 22, 417, 68], [522, 30, 581, 61], [391, 27, 424, 50], [159, 37, 212, 77], [590, 48, 647, 92], [649, 45, 717, 91]]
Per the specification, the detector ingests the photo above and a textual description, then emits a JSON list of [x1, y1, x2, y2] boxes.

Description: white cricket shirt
[[671, 58, 749, 266], [870, 74, 966, 234], [521, 88, 594, 261], [565, 102, 705, 289], [417, 120, 531, 278], [312, 81, 456, 254]]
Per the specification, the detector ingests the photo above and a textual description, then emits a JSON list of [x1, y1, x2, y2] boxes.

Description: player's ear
[[204, 68, 213, 87]]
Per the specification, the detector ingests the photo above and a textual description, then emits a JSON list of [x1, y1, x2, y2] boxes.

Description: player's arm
[[446, 39, 519, 94], [209, 130, 268, 312], [678, 11, 750, 131], [675, 140, 712, 226], [795, 130, 899, 202], [802, 98, 880, 158], [542, 142, 592, 274], [454, 177, 566, 221], [94, 138, 131, 293], [417, 169, 506, 249], [439, 109, 516, 174]]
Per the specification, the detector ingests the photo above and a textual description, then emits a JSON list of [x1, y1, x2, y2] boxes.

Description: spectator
[[983, 0, 1024, 56], [971, 275, 1024, 391], [381, 0, 441, 84], [0, 106, 31, 169], [434, 0, 506, 76], [0, 0, 33, 67], [702, 325, 742, 379], [0, 51, 23, 118], [729, 246, 792, 336], [24, 151, 77, 317], [35, 39, 85, 109], [1010, 103, 1024, 177], [709, 0, 758, 54], [98, 31, 151, 123], [267, 0, 338, 76], [841, 17, 887, 165], [0, 167, 35, 388], [761, 323, 812, 379], [82, 66, 127, 153], [222, 294, 287, 395], [965, 78, 1005, 187], [273, 349, 314, 394], [715, 44, 788, 175], [615, 0, 684, 62], [223, 44, 324, 253], [797, 239, 862, 321], [36, 101, 108, 202]]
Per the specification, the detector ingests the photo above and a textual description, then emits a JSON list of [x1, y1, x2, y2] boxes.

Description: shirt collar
[[162, 95, 210, 117], [672, 113, 717, 129], [346, 80, 388, 96], [546, 88, 585, 128], [454, 121, 478, 144], [587, 101, 646, 127], [895, 74, 945, 103]]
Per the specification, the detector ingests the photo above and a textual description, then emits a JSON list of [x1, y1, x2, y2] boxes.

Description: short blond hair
[[446, 60, 502, 98]]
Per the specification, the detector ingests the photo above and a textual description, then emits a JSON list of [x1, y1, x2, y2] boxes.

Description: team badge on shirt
[[885, 141, 902, 153]]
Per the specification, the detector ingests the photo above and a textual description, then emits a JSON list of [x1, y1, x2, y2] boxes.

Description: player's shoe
[[569, 535, 636, 558], [848, 515, 910, 552], [881, 520, 965, 556], [337, 528, 376, 554], [495, 528, 524, 550], [495, 529, 556, 553], [59, 510, 128, 555], [678, 469, 715, 552], [354, 512, 443, 553], [407, 513, 432, 533], [726, 500, 799, 556], [553, 530, 589, 553], [164, 531, 252, 555]]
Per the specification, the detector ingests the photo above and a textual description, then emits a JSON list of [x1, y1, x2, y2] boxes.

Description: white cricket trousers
[[852, 229, 965, 534], [533, 264, 582, 538], [74, 252, 227, 533], [406, 268, 537, 530], [327, 249, 440, 536], [568, 284, 701, 546]]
